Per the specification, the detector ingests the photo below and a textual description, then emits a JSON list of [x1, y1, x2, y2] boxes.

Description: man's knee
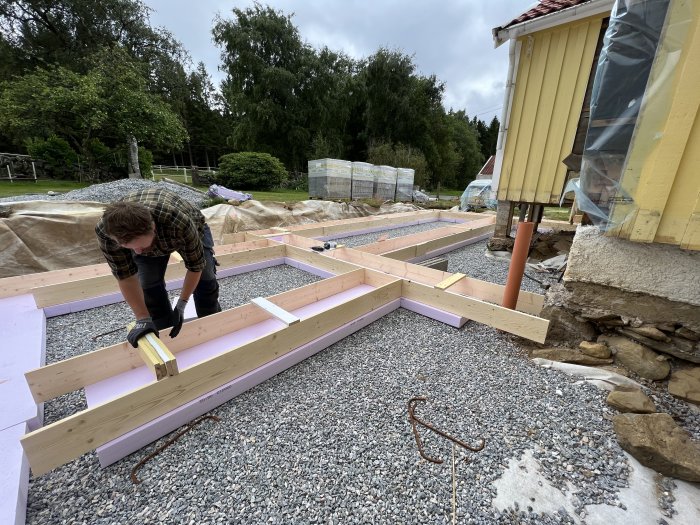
[[193, 278, 221, 317]]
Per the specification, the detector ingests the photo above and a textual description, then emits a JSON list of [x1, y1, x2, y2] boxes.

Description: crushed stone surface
[[29, 259, 697, 524], [334, 221, 459, 248], [0, 179, 208, 207]]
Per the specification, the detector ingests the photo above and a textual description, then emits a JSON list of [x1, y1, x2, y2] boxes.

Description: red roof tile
[[500, 0, 593, 30], [479, 155, 496, 176]]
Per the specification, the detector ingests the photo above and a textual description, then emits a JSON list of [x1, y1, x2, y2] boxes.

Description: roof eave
[[492, 0, 615, 47]]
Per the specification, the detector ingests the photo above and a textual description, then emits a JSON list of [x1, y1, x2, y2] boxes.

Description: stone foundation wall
[[543, 226, 700, 363]]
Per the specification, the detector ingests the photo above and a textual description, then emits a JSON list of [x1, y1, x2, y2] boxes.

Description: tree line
[[0, 0, 499, 190]]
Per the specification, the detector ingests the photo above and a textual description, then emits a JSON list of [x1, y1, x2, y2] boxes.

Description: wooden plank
[[218, 232, 247, 245], [21, 281, 403, 475], [382, 223, 495, 260], [357, 217, 495, 256], [128, 321, 167, 381], [402, 281, 549, 343], [0, 263, 110, 299], [435, 273, 466, 290], [250, 297, 300, 325], [292, 242, 545, 316], [25, 269, 369, 402], [31, 244, 286, 308]]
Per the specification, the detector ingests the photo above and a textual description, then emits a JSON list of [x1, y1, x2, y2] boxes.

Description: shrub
[[25, 135, 78, 179], [216, 152, 287, 190]]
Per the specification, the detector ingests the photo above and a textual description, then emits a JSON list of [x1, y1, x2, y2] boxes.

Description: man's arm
[[117, 274, 150, 319], [179, 269, 202, 303]]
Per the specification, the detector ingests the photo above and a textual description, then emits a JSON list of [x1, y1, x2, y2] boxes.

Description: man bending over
[[96, 187, 221, 347]]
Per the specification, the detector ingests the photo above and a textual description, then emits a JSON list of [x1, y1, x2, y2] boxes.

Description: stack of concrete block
[[308, 159, 352, 199], [350, 162, 374, 199], [374, 165, 397, 200], [396, 168, 415, 201]]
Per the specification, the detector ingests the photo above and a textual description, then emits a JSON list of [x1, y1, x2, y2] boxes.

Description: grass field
[[0, 179, 90, 197]]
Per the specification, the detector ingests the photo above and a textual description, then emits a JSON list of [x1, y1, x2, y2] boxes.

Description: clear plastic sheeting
[[350, 162, 374, 199], [396, 168, 415, 201], [373, 165, 397, 201], [460, 179, 496, 211], [307, 158, 352, 199], [565, 0, 673, 229]]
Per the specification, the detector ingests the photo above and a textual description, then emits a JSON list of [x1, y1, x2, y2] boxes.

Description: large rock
[[606, 386, 656, 413], [541, 304, 597, 346], [531, 347, 613, 366], [616, 328, 700, 364], [579, 341, 611, 359], [613, 413, 700, 482], [599, 335, 670, 380], [667, 368, 700, 405]]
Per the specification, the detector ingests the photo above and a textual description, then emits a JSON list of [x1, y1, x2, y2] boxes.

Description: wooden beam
[[402, 281, 549, 343], [25, 269, 368, 403], [250, 297, 300, 325], [31, 244, 286, 308], [285, 239, 545, 316], [21, 281, 403, 475], [435, 273, 466, 290]]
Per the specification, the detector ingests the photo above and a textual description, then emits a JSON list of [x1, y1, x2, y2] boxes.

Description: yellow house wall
[[610, 0, 700, 250], [497, 15, 604, 204]]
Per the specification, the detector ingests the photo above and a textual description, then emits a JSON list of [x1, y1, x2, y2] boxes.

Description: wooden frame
[[0, 210, 550, 478]]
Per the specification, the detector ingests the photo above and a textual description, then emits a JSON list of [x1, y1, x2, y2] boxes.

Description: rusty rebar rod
[[408, 397, 485, 464], [130, 415, 220, 484]]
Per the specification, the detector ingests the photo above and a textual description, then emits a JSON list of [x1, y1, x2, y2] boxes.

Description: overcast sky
[[143, 0, 537, 121]]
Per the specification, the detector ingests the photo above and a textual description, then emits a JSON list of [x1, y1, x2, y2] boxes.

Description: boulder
[[676, 327, 700, 342], [579, 341, 611, 359], [530, 347, 613, 366], [616, 328, 700, 364], [541, 307, 597, 345], [628, 325, 670, 342], [599, 335, 670, 380], [606, 386, 656, 413], [667, 368, 700, 405], [613, 413, 700, 482]]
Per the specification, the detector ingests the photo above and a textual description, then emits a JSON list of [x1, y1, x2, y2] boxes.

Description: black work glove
[[127, 317, 159, 348], [169, 298, 188, 338]]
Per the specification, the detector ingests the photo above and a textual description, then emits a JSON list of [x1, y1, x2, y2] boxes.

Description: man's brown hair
[[102, 201, 154, 243]]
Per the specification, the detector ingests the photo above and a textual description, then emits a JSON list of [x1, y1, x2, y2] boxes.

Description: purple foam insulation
[[85, 285, 375, 407], [284, 257, 339, 278], [0, 301, 45, 432], [92, 291, 398, 467], [0, 422, 29, 525], [406, 232, 493, 265], [215, 257, 285, 279], [43, 258, 286, 318], [400, 298, 467, 328]]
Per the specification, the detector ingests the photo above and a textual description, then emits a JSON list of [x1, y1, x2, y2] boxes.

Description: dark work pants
[[134, 224, 221, 330]]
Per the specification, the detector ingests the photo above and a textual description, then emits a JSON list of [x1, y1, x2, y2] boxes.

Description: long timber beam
[[25, 269, 368, 403], [284, 235, 544, 316], [21, 279, 403, 475]]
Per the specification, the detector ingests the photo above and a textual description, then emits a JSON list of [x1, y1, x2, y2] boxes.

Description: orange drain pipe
[[502, 221, 535, 309]]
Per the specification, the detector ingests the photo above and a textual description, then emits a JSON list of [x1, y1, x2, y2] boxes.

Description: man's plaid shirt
[[96, 188, 207, 280]]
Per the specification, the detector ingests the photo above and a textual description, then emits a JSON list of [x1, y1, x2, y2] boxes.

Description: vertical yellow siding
[[610, 0, 700, 249], [498, 15, 604, 204]]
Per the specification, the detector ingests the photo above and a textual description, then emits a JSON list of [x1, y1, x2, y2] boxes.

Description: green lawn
[[0, 179, 90, 197], [543, 206, 571, 221]]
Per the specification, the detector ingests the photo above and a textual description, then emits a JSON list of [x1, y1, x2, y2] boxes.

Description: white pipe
[[492, 39, 520, 193]]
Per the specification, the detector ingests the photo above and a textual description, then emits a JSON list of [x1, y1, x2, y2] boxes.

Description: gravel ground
[[28, 257, 699, 524], [0, 179, 208, 207]]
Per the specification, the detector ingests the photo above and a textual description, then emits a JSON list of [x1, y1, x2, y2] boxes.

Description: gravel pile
[[0, 179, 208, 207]]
